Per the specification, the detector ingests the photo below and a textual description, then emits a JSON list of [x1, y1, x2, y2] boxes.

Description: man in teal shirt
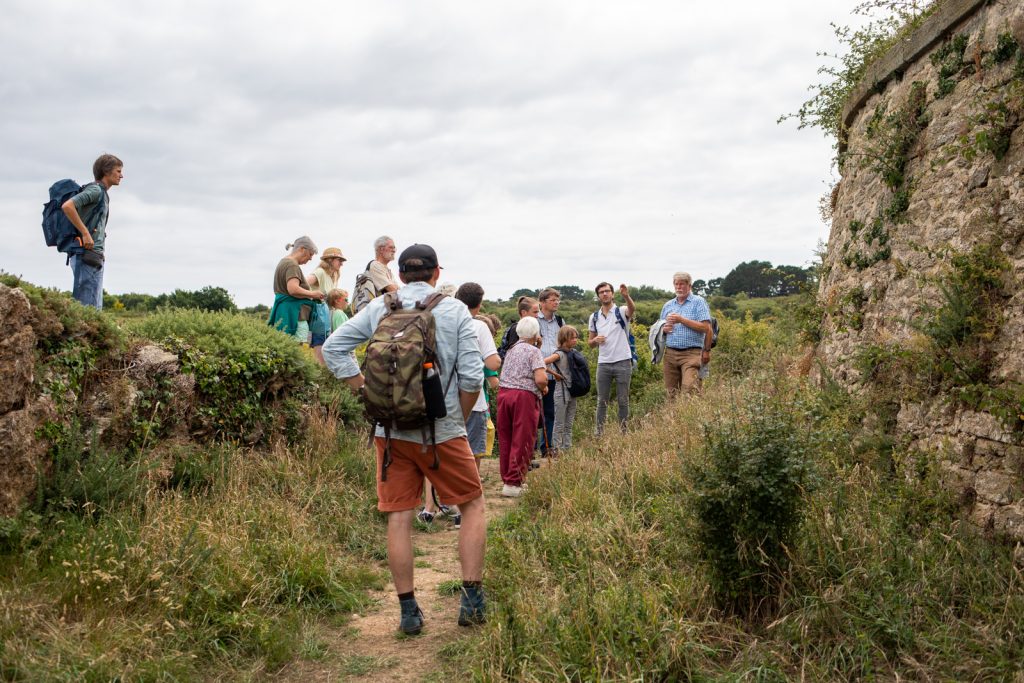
[[61, 154, 123, 309]]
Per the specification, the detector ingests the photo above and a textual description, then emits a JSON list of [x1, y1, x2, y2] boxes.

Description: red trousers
[[497, 388, 540, 486]]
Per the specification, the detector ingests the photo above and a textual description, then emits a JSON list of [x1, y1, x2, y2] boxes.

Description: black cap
[[398, 243, 441, 272]]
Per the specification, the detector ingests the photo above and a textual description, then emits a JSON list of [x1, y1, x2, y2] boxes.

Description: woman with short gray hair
[[496, 316, 548, 497], [268, 236, 326, 345]]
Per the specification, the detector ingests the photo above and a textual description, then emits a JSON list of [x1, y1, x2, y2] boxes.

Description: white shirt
[[589, 305, 632, 364], [471, 318, 498, 412]]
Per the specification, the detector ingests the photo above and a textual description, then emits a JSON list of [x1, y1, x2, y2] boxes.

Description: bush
[[130, 310, 318, 444], [687, 391, 815, 613]]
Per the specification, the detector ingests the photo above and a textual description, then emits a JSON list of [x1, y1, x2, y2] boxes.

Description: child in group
[[548, 325, 581, 454], [327, 289, 350, 333]]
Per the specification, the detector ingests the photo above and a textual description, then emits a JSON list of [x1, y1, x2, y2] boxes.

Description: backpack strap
[[612, 306, 627, 331]]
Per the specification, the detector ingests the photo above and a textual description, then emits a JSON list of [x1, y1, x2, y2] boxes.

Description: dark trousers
[[538, 379, 556, 454]]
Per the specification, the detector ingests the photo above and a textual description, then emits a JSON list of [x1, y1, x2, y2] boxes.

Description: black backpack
[[562, 349, 591, 398], [497, 322, 518, 360], [709, 316, 719, 349]]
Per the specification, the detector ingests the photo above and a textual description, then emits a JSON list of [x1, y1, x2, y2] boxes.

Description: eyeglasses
[[597, 289, 613, 294]]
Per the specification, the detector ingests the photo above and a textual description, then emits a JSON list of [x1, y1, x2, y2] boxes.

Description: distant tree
[[769, 265, 813, 296], [721, 260, 775, 297], [692, 279, 708, 297], [511, 288, 538, 300], [706, 278, 724, 296], [628, 285, 674, 301], [546, 285, 586, 301], [154, 286, 237, 312], [192, 286, 237, 312]]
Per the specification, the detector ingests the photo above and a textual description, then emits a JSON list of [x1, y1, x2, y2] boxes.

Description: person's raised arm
[[620, 283, 635, 319]]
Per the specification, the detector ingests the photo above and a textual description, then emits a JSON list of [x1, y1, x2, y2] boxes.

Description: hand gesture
[[619, 283, 629, 298]]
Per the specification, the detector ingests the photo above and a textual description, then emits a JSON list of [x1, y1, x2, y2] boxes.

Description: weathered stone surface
[[975, 470, 1021, 505], [0, 397, 55, 516], [129, 344, 180, 378], [825, 0, 1024, 539], [0, 285, 36, 415]]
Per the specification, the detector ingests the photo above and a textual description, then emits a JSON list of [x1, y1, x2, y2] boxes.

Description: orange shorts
[[374, 436, 484, 512]]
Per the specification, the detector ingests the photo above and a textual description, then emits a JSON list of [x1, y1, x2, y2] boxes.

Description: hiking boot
[[458, 585, 486, 626], [399, 598, 424, 635], [451, 512, 462, 529], [417, 508, 435, 524], [501, 484, 522, 498]]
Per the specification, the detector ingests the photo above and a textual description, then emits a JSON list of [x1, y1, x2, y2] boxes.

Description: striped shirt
[[660, 295, 711, 350]]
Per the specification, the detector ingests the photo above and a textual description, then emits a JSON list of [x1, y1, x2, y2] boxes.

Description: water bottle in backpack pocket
[[423, 362, 448, 420]]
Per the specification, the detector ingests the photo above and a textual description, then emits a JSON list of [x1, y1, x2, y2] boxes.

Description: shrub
[[687, 391, 815, 613], [130, 310, 318, 444]]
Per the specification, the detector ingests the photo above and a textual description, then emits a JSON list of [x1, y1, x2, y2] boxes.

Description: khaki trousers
[[663, 347, 703, 397]]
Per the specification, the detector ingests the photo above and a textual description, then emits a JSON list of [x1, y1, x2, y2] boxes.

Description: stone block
[[975, 470, 1021, 505], [994, 505, 1024, 540]]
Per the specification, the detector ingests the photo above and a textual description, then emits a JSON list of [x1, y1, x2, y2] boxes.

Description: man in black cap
[[322, 244, 487, 635]]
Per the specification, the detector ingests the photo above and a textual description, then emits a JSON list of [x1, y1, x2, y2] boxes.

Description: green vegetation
[[782, 0, 940, 144], [931, 33, 969, 99], [105, 285, 238, 313], [129, 310, 318, 444], [688, 391, 815, 613], [445, 353, 1024, 680]]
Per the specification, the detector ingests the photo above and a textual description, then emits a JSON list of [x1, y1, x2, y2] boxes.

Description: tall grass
[[451, 361, 1024, 680], [0, 413, 385, 679]]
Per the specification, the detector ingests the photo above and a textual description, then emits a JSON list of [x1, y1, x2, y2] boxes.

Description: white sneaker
[[501, 484, 522, 498]]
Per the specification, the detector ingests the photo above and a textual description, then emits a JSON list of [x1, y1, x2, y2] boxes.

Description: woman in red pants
[[496, 316, 548, 497]]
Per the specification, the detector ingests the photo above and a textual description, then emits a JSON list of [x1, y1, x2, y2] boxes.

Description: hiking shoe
[[417, 508, 435, 524], [501, 484, 522, 498], [451, 512, 462, 529], [458, 585, 486, 626], [399, 599, 424, 635]]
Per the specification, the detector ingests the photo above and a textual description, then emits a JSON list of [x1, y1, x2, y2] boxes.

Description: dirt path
[[277, 457, 518, 683]]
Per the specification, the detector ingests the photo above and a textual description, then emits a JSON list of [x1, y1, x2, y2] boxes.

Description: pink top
[[499, 342, 545, 397]]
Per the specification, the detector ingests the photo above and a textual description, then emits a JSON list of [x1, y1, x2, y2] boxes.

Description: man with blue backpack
[[587, 282, 636, 436], [42, 154, 124, 309]]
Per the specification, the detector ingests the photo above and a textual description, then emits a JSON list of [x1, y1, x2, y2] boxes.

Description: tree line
[[510, 260, 814, 301]]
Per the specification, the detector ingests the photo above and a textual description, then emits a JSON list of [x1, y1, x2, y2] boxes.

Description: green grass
[[447, 360, 1024, 680], [0, 419, 386, 679]]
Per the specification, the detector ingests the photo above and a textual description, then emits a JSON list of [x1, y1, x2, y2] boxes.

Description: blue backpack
[[591, 307, 638, 365], [42, 179, 106, 256]]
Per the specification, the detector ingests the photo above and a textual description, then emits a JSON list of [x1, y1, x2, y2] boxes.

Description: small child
[[548, 325, 581, 453], [327, 289, 349, 333]]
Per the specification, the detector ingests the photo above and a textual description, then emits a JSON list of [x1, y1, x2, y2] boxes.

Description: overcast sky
[[1, 0, 854, 306]]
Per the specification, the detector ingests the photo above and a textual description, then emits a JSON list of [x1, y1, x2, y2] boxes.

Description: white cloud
[[0, 0, 854, 306]]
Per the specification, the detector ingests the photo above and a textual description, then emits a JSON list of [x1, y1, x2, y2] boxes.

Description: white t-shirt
[[472, 318, 499, 412], [589, 305, 632, 364]]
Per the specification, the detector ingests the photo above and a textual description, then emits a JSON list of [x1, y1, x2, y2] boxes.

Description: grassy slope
[[440, 346, 1024, 680]]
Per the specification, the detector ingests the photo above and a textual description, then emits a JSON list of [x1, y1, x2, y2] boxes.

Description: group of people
[[314, 241, 713, 637], [54, 156, 716, 639], [266, 235, 401, 364]]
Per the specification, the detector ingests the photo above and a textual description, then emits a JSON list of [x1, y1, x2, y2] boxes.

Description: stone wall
[[820, 0, 1024, 536]]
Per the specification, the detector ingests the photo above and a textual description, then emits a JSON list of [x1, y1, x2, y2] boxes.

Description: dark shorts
[[374, 436, 484, 512], [310, 332, 327, 347], [466, 410, 487, 456]]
